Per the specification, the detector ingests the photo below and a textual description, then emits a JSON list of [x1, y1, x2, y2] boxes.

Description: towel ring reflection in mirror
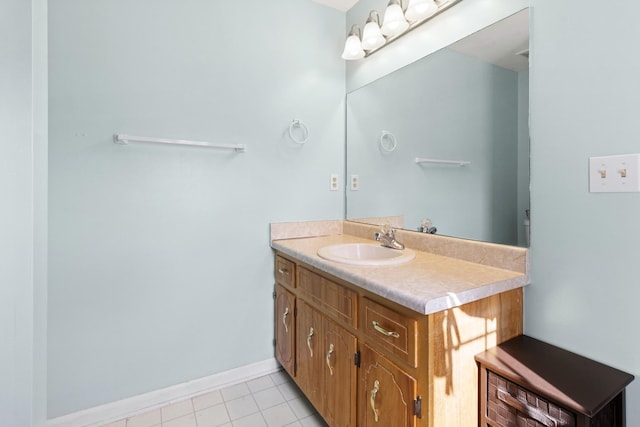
[[379, 130, 397, 153], [289, 119, 309, 144]]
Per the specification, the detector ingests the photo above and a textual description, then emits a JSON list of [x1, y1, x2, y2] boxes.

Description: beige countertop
[[271, 233, 528, 315]]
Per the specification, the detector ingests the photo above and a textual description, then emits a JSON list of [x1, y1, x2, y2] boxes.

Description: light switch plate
[[589, 154, 640, 193], [330, 174, 339, 191], [350, 175, 359, 191]]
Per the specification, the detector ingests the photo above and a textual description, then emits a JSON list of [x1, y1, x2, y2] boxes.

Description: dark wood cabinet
[[475, 335, 634, 427]]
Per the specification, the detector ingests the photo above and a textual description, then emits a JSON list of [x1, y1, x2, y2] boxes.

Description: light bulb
[[341, 26, 365, 60], [361, 11, 386, 51], [405, 0, 438, 22], [381, 1, 409, 37]]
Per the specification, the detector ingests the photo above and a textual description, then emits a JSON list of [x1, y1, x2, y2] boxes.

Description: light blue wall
[[526, 1, 640, 423], [48, 0, 345, 417], [517, 71, 530, 246], [348, 0, 640, 424], [0, 1, 34, 424], [1, 0, 47, 426], [346, 49, 519, 244], [44, 0, 640, 422]]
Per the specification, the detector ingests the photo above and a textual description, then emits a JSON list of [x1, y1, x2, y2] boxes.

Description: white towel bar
[[415, 157, 470, 166], [114, 134, 246, 152]]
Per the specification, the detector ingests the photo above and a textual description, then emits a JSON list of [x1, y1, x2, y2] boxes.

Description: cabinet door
[[360, 344, 418, 427], [274, 284, 295, 376], [296, 300, 323, 409], [323, 318, 357, 427]]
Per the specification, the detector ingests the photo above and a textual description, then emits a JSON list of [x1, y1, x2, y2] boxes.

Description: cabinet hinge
[[272, 338, 276, 347], [294, 306, 297, 316], [354, 350, 361, 368], [414, 396, 422, 419], [272, 290, 276, 299]]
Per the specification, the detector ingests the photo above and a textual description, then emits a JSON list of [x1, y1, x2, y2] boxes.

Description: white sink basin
[[317, 243, 415, 266]]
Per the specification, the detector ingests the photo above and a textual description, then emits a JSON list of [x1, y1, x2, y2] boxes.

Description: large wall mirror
[[346, 8, 530, 247]]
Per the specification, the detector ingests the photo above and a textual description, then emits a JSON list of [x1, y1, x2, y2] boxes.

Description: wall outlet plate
[[589, 154, 640, 193], [330, 174, 339, 191], [350, 175, 359, 191]]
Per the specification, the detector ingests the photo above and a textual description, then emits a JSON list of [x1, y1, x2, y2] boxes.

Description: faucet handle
[[381, 223, 394, 236]]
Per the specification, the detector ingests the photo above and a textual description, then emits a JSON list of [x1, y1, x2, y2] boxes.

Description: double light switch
[[589, 153, 640, 193]]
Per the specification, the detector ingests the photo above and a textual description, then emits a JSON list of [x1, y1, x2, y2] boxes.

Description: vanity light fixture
[[342, 0, 463, 60], [361, 11, 386, 51], [381, 0, 409, 37], [405, 0, 438, 22], [341, 25, 365, 60]]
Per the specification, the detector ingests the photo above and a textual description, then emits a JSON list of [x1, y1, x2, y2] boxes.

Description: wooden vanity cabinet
[[274, 255, 296, 377], [274, 284, 295, 377], [296, 299, 358, 426], [273, 252, 523, 427], [359, 343, 418, 427]]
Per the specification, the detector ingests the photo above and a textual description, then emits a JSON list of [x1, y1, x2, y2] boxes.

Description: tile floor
[[100, 371, 329, 427]]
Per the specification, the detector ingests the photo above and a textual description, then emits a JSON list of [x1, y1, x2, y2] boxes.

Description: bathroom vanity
[[271, 220, 529, 427]]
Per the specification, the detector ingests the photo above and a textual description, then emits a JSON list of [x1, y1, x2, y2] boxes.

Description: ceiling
[[311, 0, 360, 12], [446, 9, 530, 72]]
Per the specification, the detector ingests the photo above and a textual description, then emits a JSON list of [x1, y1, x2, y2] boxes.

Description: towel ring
[[289, 120, 309, 145], [379, 131, 397, 152]]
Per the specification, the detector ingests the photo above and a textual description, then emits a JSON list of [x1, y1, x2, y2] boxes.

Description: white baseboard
[[47, 358, 281, 427]]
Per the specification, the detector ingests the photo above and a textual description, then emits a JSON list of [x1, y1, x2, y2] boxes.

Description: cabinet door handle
[[282, 307, 289, 334], [306, 327, 314, 357], [370, 379, 380, 422], [372, 321, 400, 338], [325, 343, 335, 376], [497, 389, 558, 427]]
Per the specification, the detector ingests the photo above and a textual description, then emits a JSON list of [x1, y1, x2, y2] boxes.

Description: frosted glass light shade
[[362, 20, 386, 50], [341, 33, 365, 60], [381, 1, 409, 37], [405, 0, 438, 22]]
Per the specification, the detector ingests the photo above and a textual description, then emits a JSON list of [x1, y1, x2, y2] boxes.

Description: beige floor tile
[[220, 382, 251, 401], [160, 399, 193, 422], [287, 396, 315, 419], [276, 381, 302, 401], [261, 402, 297, 427], [126, 409, 161, 427], [192, 389, 224, 411], [162, 412, 197, 427], [194, 403, 230, 427], [225, 394, 258, 420], [253, 386, 285, 411], [247, 375, 275, 394], [269, 371, 290, 386], [229, 412, 267, 427]]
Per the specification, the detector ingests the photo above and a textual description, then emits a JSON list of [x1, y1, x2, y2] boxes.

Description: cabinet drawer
[[298, 267, 357, 328], [486, 371, 576, 427], [275, 256, 295, 287], [362, 298, 418, 367]]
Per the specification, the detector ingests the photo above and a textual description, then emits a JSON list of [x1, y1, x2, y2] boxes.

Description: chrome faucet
[[374, 224, 405, 250]]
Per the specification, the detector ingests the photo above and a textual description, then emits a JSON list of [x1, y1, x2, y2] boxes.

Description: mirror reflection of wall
[[346, 9, 530, 246]]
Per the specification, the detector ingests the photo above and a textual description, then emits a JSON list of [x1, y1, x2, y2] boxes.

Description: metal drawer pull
[[278, 267, 289, 275], [372, 321, 400, 338], [497, 389, 558, 427], [370, 380, 380, 422], [326, 343, 335, 376], [306, 327, 314, 357], [282, 307, 289, 333]]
